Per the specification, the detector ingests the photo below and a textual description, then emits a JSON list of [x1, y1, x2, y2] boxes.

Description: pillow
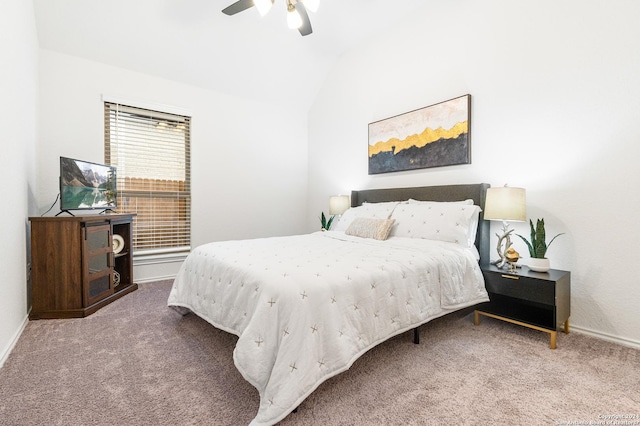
[[407, 198, 474, 205], [333, 201, 400, 232], [467, 211, 481, 249], [390, 203, 481, 247], [361, 201, 403, 218], [345, 217, 396, 240]]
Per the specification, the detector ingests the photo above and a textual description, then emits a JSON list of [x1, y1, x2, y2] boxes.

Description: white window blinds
[[104, 102, 191, 255]]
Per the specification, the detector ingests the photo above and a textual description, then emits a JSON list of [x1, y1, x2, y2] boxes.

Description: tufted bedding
[[168, 230, 488, 425]]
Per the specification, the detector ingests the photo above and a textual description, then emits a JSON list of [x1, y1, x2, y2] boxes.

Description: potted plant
[[516, 218, 564, 272], [320, 212, 335, 231]]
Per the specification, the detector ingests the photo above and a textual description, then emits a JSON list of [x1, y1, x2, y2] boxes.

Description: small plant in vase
[[319, 212, 335, 231], [516, 218, 564, 272]]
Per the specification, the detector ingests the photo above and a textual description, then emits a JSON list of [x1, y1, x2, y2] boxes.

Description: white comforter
[[167, 231, 488, 425]]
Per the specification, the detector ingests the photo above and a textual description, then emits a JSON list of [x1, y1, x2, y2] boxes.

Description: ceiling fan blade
[[295, 2, 312, 36], [222, 0, 255, 16]]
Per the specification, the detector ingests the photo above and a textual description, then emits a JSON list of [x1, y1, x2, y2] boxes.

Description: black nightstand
[[474, 264, 571, 349]]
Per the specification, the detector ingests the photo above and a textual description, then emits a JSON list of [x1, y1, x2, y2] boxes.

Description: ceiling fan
[[222, 0, 320, 36]]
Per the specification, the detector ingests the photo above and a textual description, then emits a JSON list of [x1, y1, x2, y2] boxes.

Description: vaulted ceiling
[[33, 0, 430, 109]]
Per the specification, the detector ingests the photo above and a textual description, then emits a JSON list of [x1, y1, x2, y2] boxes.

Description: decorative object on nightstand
[[483, 185, 527, 269], [320, 195, 350, 231], [516, 218, 564, 272], [475, 264, 571, 349], [504, 247, 520, 273], [319, 212, 334, 231]]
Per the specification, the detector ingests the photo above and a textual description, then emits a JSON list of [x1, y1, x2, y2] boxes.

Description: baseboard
[[0, 314, 29, 368], [571, 325, 640, 350], [133, 256, 182, 284], [135, 274, 177, 284]]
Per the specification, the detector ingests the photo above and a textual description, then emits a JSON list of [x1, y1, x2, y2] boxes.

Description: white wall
[[37, 50, 309, 281], [0, 0, 38, 365], [308, 0, 640, 346]]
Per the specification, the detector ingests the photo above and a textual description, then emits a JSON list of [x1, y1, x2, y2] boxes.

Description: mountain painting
[[368, 95, 471, 174]]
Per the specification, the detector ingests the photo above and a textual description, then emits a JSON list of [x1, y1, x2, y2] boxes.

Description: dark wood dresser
[[29, 214, 137, 319]]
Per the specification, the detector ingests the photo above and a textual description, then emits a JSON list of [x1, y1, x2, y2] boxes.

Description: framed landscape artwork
[[368, 94, 471, 174]]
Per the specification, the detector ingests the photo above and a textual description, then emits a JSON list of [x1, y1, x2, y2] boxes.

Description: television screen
[[60, 157, 117, 211]]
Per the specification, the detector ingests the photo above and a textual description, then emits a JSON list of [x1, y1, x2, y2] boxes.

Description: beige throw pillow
[[345, 217, 396, 241]]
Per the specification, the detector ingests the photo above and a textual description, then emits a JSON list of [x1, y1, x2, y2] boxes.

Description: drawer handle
[[501, 274, 519, 280]]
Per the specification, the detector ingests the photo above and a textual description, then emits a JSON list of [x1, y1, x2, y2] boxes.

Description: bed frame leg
[[413, 327, 420, 344]]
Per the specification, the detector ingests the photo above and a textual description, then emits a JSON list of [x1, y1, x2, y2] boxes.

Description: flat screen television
[[59, 156, 117, 212]]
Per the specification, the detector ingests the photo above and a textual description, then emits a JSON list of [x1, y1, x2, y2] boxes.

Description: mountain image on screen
[[60, 157, 116, 210]]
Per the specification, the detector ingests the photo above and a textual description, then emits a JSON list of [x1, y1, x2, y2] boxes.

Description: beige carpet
[[1, 280, 638, 425]]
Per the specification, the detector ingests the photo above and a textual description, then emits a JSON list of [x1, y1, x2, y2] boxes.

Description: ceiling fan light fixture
[[286, 4, 303, 29], [254, 0, 273, 17], [302, 0, 319, 13], [222, 0, 312, 36]]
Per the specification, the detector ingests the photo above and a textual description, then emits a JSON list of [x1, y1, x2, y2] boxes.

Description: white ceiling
[[33, 0, 430, 109]]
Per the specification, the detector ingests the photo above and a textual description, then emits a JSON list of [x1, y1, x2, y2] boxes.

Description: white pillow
[[333, 201, 400, 232], [467, 211, 481, 249], [345, 217, 396, 240], [407, 198, 474, 205], [390, 203, 481, 247], [362, 201, 401, 209]]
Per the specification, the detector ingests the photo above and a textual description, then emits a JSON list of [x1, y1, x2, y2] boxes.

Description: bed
[[168, 183, 491, 425]]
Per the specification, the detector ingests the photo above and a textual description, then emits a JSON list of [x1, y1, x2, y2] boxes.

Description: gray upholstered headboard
[[350, 183, 490, 265]]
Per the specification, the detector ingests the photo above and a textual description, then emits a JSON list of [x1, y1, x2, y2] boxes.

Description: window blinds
[[104, 102, 191, 255]]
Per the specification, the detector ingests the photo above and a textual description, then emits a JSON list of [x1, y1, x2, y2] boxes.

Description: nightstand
[[474, 264, 571, 349]]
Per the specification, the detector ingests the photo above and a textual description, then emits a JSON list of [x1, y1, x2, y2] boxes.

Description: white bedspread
[[167, 231, 488, 425]]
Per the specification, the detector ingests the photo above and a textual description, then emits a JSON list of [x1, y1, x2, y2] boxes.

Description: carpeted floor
[[1, 280, 639, 425]]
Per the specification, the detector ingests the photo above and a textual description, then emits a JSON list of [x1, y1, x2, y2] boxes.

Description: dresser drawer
[[483, 271, 556, 305]]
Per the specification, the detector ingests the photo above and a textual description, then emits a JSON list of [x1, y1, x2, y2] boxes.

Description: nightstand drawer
[[483, 272, 555, 305]]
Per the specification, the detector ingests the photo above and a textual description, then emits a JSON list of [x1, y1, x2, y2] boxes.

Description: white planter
[[527, 257, 550, 272]]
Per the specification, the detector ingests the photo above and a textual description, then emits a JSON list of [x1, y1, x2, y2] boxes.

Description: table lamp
[[320, 195, 350, 231], [329, 195, 350, 216], [483, 185, 526, 269]]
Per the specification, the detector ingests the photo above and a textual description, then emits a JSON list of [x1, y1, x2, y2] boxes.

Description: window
[[104, 102, 191, 255]]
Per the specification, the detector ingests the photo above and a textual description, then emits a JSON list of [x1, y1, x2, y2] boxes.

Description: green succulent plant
[[516, 218, 564, 259], [320, 212, 335, 231]]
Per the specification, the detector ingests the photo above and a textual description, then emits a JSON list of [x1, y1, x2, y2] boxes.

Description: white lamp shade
[[483, 186, 526, 221], [329, 195, 350, 215]]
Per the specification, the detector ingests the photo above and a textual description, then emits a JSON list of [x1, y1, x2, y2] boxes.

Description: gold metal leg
[[550, 331, 557, 349], [475, 310, 562, 349]]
